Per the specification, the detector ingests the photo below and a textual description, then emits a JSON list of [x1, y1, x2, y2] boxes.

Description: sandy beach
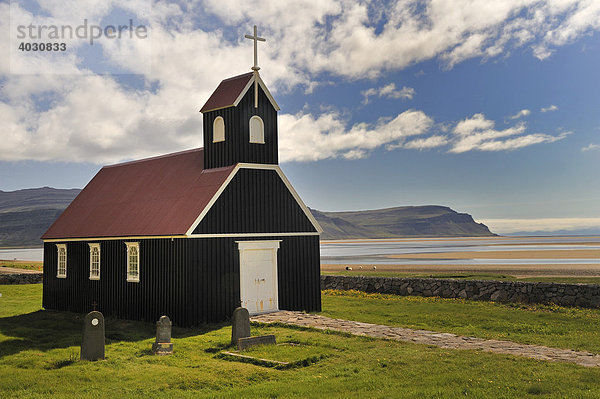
[[321, 237, 600, 278], [388, 249, 600, 260]]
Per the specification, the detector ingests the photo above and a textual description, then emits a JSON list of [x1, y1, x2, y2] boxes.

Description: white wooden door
[[238, 241, 280, 315]]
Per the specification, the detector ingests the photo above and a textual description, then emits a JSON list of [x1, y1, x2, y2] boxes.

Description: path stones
[[252, 311, 600, 368], [152, 315, 173, 355], [81, 311, 105, 361], [231, 307, 251, 345]]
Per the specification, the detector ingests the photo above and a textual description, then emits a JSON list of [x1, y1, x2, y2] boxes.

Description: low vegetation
[[322, 290, 600, 353], [2, 284, 600, 398], [321, 270, 600, 285], [0, 261, 43, 271]]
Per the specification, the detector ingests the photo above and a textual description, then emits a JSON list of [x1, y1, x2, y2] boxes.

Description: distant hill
[[0, 187, 495, 247], [312, 206, 496, 239], [0, 187, 80, 247], [505, 228, 600, 236]]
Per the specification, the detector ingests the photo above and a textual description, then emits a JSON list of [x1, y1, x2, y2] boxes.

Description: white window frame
[[249, 115, 265, 144], [125, 242, 140, 283], [89, 243, 100, 280], [213, 116, 225, 142], [56, 244, 67, 278]]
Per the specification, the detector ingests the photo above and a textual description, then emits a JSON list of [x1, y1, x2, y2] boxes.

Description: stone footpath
[[251, 311, 600, 368]]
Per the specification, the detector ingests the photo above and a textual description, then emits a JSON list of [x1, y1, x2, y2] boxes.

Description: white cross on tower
[[245, 25, 266, 71]]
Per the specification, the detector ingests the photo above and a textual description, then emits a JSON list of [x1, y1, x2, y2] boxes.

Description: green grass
[[0, 261, 43, 271], [322, 270, 518, 280], [322, 270, 600, 285], [2, 285, 600, 398], [321, 289, 600, 353]]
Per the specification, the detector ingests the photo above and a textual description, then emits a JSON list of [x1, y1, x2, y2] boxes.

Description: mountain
[[312, 206, 496, 239], [505, 228, 600, 236], [0, 187, 81, 247], [0, 187, 495, 247]]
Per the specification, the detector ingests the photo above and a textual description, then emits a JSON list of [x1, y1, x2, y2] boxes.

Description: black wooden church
[[42, 27, 322, 326]]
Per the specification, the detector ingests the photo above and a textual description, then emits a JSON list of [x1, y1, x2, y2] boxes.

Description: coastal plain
[[321, 236, 600, 279]]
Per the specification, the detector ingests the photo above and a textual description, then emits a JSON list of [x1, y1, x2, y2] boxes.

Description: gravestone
[[237, 334, 276, 350], [81, 311, 105, 361], [231, 307, 251, 345], [152, 315, 173, 355]]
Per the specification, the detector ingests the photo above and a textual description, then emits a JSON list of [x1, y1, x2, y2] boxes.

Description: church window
[[125, 242, 140, 282], [89, 243, 100, 280], [56, 244, 67, 278], [249, 115, 264, 144], [213, 116, 225, 142]]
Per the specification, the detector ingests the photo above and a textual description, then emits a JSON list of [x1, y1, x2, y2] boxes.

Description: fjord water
[[2, 237, 600, 265], [0, 248, 43, 261], [320, 236, 600, 265]]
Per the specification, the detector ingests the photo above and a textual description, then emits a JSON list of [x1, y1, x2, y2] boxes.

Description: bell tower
[[200, 26, 280, 170]]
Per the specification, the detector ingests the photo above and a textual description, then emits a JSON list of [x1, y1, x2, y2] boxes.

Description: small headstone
[[152, 315, 173, 355], [231, 307, 250, 345], [237, 334, 276, 350], [81, 311, 105, 361]]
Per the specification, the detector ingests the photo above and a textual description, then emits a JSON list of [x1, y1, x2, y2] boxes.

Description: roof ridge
[[221, 72, 254, 82], [104, 148, 203, 168]]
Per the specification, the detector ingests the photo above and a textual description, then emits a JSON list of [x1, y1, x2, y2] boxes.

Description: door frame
[[236, 240, 281, 314]]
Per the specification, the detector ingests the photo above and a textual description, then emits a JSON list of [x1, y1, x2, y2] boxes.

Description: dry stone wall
[[0, 272, 43, 285], [321, 275, 600, 308]]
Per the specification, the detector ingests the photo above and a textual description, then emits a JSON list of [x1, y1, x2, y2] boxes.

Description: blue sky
[[1, 0, 600, 234]]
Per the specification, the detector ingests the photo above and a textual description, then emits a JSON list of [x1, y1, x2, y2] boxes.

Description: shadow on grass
[[0, 309, 228, 359]]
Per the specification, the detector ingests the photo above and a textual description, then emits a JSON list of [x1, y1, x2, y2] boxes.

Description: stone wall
[[321, 275, 600, 308], [0, 272, 43, 285]]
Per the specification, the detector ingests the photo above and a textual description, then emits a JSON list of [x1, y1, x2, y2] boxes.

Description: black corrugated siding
[[43, 239, 191, 326], [185, 235, 320, 323], [193, 168, 316, 234], [203, 85, 278, 169], [43, 235, 320, 326]]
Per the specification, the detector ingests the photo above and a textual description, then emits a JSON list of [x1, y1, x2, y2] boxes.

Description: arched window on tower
[[249, 116, 264, 144], [213, 116, 225, 142]]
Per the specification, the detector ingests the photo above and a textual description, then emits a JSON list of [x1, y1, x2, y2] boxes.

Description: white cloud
[[541, 104, 558, 112], [362, 83, 415, 104], [449, 113, 569, 153], [0, 1, 593, 165], [582, 143, 600, 151], [199, 0, 600, 79], [278, 110, 433, 162], [402, 136, 449, 150], [508, 109, 531, 119], [480, 218, 600, 234]]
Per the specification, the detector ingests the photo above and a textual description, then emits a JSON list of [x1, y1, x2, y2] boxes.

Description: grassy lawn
[[321, 290, 600, 353], [322, 270, 600, 285], [1, 285, 600, 398]]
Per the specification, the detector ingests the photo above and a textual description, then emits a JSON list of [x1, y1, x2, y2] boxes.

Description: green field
[[0, 261, 43, 271], [2, 284, 600, 398], [321, 270, 600, 285]]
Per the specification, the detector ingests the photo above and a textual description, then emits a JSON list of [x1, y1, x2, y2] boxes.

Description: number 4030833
[[18, 42, 66, 51]]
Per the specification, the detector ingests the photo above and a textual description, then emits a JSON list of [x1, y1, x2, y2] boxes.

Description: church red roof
[[42, 148, 235, 239], [199, 72, 254, 113]]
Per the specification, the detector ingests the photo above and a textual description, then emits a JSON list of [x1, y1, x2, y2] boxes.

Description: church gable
[[190, 167, 319, 235]]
